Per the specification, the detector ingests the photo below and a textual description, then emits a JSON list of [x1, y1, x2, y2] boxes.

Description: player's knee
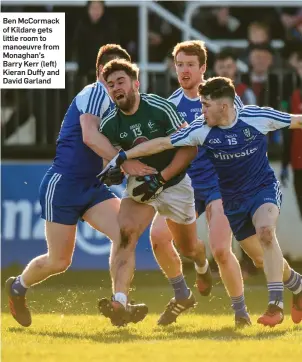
[[251, 255, 264, 269], [150, 228, 170, 249], [257, 226, 275, 246], [49, 257, 72, 274], [212, 245, 229, 265], [120, 224, 138, 249], [179, 242, 198, 259]]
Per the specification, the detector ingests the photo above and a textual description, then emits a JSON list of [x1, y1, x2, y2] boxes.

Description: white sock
[[195, 259, 209, 275], [114, 292, 127, 309]]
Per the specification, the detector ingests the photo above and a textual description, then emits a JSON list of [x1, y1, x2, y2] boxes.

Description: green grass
[[1, 270, 302, 362]]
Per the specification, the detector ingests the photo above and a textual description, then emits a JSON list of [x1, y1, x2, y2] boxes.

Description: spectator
[[73, 1, 119, 84], [242, 45, 279, 109], [280, 8, 302, 43], [247, 21, 271, 46], [194, 7, 241, 39], [214, 48, 256, 105], [280, 53, 302, 219]]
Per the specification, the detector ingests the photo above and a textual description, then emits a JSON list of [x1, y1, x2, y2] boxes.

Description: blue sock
[[169, 275, 190, 300], [11, 275, 28, 296], [268, 282, 284, 309], [231, 294, 248, 317], [284, 270, 302, 295]]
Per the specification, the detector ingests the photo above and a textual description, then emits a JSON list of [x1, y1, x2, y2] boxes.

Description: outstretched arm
[[161, 146, 198, 181], [125, 136, 173, 159]]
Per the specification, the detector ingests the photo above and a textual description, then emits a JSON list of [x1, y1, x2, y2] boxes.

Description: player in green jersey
[[98, 59, 212, 327]]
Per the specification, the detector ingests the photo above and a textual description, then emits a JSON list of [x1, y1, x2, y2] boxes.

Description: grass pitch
[[1, 269, 302, 362]]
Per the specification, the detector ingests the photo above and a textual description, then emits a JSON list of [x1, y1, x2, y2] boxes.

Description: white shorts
[[123, 174, 196, 225]]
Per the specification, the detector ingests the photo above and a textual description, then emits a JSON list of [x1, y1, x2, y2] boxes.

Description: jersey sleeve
[[99, 110, 120, 147], [76, 84, 110, 118], [163, 100, 186, 135], [170, 118, 210, 147], [239, 105, 291, 134]]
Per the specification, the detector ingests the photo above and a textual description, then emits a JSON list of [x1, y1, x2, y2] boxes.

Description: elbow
[[82, 131, 95, 147]]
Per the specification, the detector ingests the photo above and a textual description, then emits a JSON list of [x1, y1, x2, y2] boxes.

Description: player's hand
[[102, 165, 125, 186], [122, 160, 157, 177], [280, 167, 289, 187], [133, 173, 166, 202]]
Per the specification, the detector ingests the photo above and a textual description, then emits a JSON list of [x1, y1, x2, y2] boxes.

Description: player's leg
[[6, 221, 77, 327], [206, 198, 249, 327], [150, 214, 190, 300], [6, 172, 78, 327], [83, 197, 121, 291], [155, 218, 198, 325], [241, 235, 302, 324], [98, 197, 155, 326], [251, 202, 285, 326], [83, 195, 149, 325]]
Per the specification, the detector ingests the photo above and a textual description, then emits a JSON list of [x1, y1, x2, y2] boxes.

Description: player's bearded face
[[114, 84, 136, 111], [107, 72, 137, 111], [175, 52, 204, 91]]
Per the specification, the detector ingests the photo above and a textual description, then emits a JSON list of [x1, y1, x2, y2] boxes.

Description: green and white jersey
[[100, 93, 187, 185]]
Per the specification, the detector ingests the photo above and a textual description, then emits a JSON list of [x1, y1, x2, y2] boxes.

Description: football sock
[[268, 282, 284, 309], [195, 259, 209, 275], [113, 292, 127, 309], [231, 294, 248, 317], [169, 274, 190, 300], [284, 269, 302, 295], [11, 275, 28, 296]]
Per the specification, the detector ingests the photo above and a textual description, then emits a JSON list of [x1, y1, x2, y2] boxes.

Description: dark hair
[[87, 0, 104, 9], [95, 44, 131, 77], [172, 40, 207, 67], [215, 48, 237, 62], [198, 77, 235, 101], [102, 59, 139, 82]]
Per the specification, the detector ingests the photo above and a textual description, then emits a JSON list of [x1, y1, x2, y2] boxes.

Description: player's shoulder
[[141, 93, 177, 110], [167, 87, 184, 105], [190, 115, 211, 133], [77, 81, 106, 99], [99, 106, 118, 130]]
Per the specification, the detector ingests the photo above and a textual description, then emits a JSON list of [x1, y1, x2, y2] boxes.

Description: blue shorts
[[194, 184, 221, 217], [223, 182, 282, 242], [39, 171, 116, 225]]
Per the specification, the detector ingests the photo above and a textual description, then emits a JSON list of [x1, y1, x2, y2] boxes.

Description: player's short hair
[[215, 48, 237, 62], [198, 77, 235, 102], [102, 59, 139, 82], [96, 44, 131, 76], [172, 40, 207, 67]]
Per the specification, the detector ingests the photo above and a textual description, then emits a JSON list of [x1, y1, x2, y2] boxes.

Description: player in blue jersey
[[5, 44, 155, 327], [113, 77, 302, 327], [149, 40, 250, 327]]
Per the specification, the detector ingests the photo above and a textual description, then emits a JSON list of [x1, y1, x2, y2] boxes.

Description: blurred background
[[1, 0, 302, 275]]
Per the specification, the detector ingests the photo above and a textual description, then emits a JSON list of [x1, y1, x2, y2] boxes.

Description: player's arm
[[240, 105, 302, 132], [161, 146, 198, 181], [289, 114, 302, 129], [80, 114, 119, 161], [77, 86, 119, 160], [124, 119, 207, 160]]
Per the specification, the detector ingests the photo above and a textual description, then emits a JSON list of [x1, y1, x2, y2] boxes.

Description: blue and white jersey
[[52, 81, 113, 181], [168, 87, 244, 191], [171, 105, 291, 200]]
